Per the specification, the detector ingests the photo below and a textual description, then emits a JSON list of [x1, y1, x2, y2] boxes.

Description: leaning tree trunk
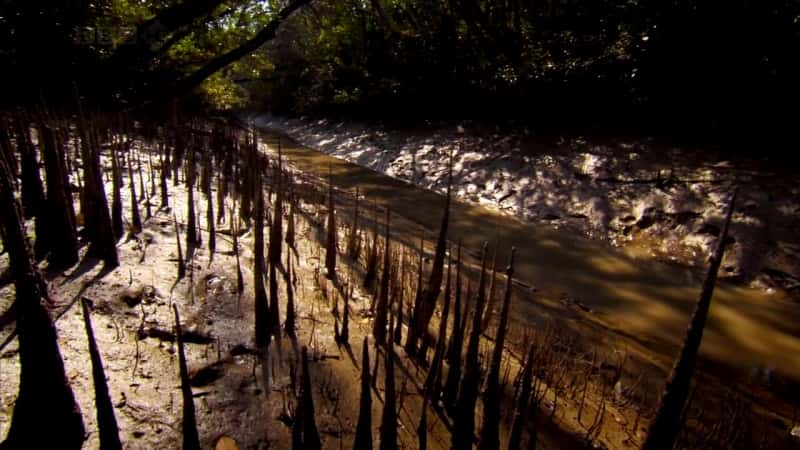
[[641, 191, 737, 450], [0, 155, 85, 450]]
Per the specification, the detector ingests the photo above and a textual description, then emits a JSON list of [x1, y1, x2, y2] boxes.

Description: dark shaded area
[[257, 1, 800, 150]]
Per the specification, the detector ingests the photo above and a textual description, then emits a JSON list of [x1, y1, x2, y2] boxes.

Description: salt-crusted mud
[[257, 115, 800, 296]]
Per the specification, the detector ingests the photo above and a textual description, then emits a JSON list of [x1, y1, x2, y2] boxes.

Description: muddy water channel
[[258, 129, 800, 398]]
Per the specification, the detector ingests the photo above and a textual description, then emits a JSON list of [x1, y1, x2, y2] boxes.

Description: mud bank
[[255, 115, 800, 296]]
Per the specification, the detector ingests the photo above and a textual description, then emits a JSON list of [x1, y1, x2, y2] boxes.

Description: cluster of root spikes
[[0, 108, 784, 450]]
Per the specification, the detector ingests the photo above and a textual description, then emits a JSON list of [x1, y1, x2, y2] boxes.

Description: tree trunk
[[379, 322, 398, 450], [269, 143, 283, 265], [110, 136, 124, 239], [406, 169, 451, 355], [325, 181, 337, 279], [372, 208, 391, 344], [253, 169, 269, 348], [451, 242, 490, 450], [443, 243, 464, 411], [284, 249, 296, 337], [127, 146, 142, 233], [641, 191, 737, 450], [0, 155, 85, 449], [185, 145, 198, 249], [78, 113, 118, 268], [14, 118, 45, 221], [268, 261, 280, 335], [424, 248, 452, 397], [508, 342, 536, 450], [38, 123, 79, 266], [478, 248, 516, 450]]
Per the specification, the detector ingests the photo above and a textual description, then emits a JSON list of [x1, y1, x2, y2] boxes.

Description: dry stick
[[173, 304, 201, 450], [81, 298, 123, 450], [642, 190, 737, 450]]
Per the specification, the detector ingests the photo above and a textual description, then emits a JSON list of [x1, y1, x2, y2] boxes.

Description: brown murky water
[[258, 129, 800, 385]]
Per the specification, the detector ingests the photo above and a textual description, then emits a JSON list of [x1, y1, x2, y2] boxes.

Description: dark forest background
[[2, 0, 798, 145]]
